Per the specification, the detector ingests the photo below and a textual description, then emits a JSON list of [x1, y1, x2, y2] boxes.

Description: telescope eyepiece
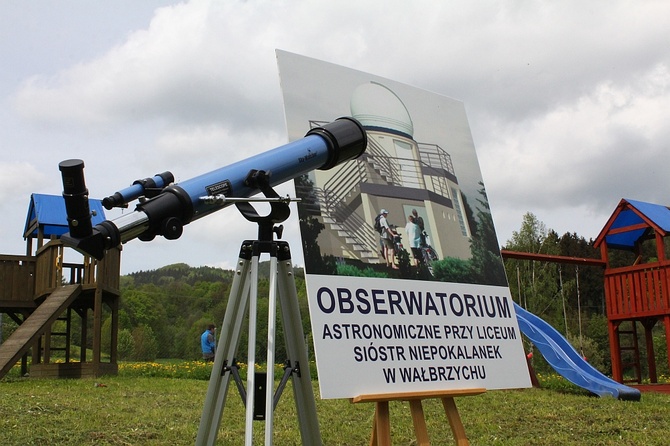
[[102, 192, 125, 210], [59, 159, 93, 239]]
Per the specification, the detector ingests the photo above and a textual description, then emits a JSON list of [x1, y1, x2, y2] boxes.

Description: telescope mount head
[[236, 169, 291, 242]]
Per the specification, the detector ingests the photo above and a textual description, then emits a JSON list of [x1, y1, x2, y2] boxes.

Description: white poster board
[[309, 275, 525, 398], [277, 50, 532, 399]]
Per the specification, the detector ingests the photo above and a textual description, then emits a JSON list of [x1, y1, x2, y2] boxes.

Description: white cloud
[[0, 162, 48, 203], [480, 60, 670, 243], [151, 124, 286, 178], [3, 0, 670, 270]]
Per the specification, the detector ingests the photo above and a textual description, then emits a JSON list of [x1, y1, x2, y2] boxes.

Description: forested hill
[[115, 262, 308, 362], [125, 262, 305, 286], [125, 263, 234, 286]]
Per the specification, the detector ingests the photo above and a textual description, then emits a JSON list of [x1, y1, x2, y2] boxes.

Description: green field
[[2, 366, 670, 445]]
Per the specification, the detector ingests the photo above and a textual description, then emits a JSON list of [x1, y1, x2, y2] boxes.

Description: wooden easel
[[351, 388, 485, 446]]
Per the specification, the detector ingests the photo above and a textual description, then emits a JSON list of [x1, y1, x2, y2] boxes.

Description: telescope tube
[[60, 117, 367, 260]]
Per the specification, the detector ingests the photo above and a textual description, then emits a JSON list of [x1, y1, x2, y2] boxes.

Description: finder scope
[[102, 171, 174, 209]]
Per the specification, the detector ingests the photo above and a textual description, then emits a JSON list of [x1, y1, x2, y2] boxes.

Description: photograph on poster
[[278, 50, 506, 286], [277, 50, 531, 399]]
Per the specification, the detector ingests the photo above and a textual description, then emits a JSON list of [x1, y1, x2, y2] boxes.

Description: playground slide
[[514, 303, 641, 401]]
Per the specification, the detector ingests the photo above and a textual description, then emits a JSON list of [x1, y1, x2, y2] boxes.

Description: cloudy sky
[[1, 1, 668, 274]]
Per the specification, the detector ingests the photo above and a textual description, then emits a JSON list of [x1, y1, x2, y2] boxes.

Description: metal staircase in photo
[[299, 122, 458, 266]]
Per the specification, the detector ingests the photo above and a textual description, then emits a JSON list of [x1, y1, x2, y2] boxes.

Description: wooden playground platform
[[0, 240, 120, 379]]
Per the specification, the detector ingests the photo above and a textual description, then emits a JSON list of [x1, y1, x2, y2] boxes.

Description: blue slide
[[514, 302, 640, 401]]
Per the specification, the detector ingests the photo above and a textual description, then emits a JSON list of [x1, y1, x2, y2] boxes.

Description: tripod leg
[[196, 255, 252, 446], [244, 254, 260, 446], [276, 245, 322, 445], [264, 255, 279, 445]]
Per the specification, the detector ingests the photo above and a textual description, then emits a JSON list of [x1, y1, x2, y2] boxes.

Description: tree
[[300, 215, 335, 274], [469, 183, 507, 286], [117, 329, 135, 360], [503, 213, 561, 328], [557, 232, 605, 316], [503, 213, 611, 376], [432, 257, 475, 283], [131, 325, 158, 361], [295, 174, 336, 275], [507, 212, 549, 253]]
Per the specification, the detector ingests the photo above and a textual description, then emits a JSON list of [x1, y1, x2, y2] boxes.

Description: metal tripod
[[196, 171, 321, 446]]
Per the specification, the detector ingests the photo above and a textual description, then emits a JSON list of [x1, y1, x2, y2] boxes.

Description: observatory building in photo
[[299, 81, 472, 266]]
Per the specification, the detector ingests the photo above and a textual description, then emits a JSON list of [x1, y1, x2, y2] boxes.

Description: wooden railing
[[95, 246, 121, 291], [604, 260, 670, 319], [34, 240, 65, 298], [1, 240, 121, 302], [0, 254, 36, 303]]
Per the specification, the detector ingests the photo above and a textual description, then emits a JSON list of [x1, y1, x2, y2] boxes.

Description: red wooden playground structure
[[595, 198, 670, 385], [504, 198, 670, 390]]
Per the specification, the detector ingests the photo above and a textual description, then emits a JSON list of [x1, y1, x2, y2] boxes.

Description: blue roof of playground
[[23, 193, 106, 239], [597, 198, 670, 250]]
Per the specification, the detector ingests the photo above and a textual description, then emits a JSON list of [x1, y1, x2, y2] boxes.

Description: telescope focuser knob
[[161, 217, 184, 240]]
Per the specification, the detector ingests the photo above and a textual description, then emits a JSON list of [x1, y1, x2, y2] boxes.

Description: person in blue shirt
[[201, 324, 216, 361]]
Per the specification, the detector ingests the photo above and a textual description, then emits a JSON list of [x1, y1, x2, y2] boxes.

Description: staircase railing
[[417, 142, 455, 175], [362, 138, 402, 186], [304, 121, 456, 263], [319, 187, 379, 258], [313, 164, 379, 259]]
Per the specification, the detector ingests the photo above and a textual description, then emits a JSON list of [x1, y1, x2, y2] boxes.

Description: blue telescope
[[59, 117, 367, 260]]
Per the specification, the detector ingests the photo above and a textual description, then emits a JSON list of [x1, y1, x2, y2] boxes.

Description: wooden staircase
[[0, 285, 81, 379], [617, 320, 642, 384]]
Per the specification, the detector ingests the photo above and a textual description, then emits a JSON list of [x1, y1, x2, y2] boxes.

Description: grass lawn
[[2, 367, 670, 445]]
